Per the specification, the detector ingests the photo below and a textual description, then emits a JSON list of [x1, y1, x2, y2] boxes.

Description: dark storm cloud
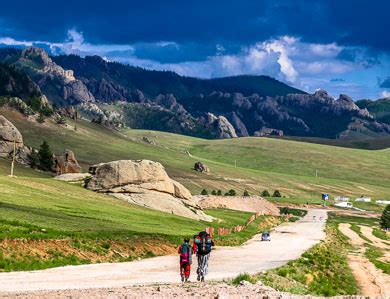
[[1, 0, 390, 54]]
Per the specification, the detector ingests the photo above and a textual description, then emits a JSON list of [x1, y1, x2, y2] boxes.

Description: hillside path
[[0, 209, 326, 294], [338, 223, 390, 298]]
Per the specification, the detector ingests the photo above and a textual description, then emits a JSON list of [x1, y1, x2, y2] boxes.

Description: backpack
[[180, 243, 190, 263], [195, 231, 212, 255]]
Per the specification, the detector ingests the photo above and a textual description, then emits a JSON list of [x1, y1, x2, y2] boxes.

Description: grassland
[[0, 108, 389, 271], [2, 108, 390, 203], [0, 156, 282, 271]]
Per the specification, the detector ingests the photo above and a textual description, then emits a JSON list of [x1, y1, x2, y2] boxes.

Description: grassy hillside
[[1, 107, 389, 271], [2, 108, 390, 203], [280, 135, 390, 150], [1, 157, 279, 271]]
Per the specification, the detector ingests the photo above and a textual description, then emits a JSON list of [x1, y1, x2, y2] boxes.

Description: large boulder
[[86, 160, 212, 221], [0, 115, 24, 157], [54, 150, 82, 175]]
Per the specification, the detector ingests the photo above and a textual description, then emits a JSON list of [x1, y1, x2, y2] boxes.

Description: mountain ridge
[[0, 46, 389, 140]]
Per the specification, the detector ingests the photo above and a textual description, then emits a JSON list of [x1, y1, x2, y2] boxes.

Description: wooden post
[[10, 138, 16, 177]]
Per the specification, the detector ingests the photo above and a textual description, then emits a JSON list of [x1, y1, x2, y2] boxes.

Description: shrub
[[380, 204, 390, 229], [232, 273, 257, 285], [279, 207, 290, 215], [38, 140, 53, 171], [55, 115, 67, 125], [36, 113, 45, 123], [217, 189, 222, 196], [243, 190, 250, 197], [211, 190, 217, 196], [272, 190, 282, 197], [225, 189, 236, 196], [261, 190, 270, 197], [200, 189, 208, 195]]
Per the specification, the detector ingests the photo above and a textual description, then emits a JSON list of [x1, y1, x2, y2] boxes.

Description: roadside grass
[[364, 245, 390, 275], [372, 228, 390, 241], [255, 214, 358, 296], [349, 224, 372, 244], [231, 273, 257, 285]]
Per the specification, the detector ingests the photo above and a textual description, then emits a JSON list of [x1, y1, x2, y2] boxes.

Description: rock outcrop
[[206, 113, 238, 139], [54, 150, 82, 175], [194, 162, 210, 173], [0, 115, 24, 157], [86, 160, 212, 221], [18, 47, 95, 105]]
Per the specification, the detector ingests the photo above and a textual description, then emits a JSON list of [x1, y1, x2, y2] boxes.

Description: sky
[[1, 0, 390, 100]]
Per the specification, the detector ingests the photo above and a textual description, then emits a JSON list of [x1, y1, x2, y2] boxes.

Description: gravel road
[[0, 209, 327, 295]]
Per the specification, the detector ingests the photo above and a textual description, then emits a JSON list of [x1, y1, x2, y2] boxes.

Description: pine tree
[[225, 189, 236, 196], [38, 140, 53, 171], [380, 205, 390, 230], [261, 189, 270, 197], [272, 190, 282, 197], [200, 189, 208, 195], [211, 190, 217, 196], [27, 150, 39, 169], [217, 189, 222, 196], [243, 189, 250, 197]]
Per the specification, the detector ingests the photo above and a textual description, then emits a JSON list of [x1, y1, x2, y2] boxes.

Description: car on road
[[261, 231, 271, 241]]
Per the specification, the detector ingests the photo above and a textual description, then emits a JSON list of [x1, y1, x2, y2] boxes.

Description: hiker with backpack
[[178, 238, 193, 282], [193, 231, 214, 282]]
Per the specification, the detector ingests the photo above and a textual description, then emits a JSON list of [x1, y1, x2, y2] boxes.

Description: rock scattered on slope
[[54, 149, 82, 175], [86, 160, 212, 221], [194, 161, 210, 173]]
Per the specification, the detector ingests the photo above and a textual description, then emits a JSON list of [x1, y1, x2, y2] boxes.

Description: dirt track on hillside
[[0, 209, 326, 295], [338, 223, 390, 298]]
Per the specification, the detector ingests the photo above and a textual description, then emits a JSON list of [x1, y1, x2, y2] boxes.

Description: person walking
[[193, 231, 214, 282], [178, 238, 193, 282]]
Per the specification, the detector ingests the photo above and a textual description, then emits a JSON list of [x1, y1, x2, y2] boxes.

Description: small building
[[335, 202, 353, 208], [376, 200, 390, 205], [355, 197, 371, 202], [334, 196, 350, 201]]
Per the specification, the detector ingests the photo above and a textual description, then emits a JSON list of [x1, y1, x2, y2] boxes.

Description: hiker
[[193, 231, 214, 282], [178, 238, 193, 282]]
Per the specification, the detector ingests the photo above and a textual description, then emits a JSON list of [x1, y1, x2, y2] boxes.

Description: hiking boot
[[201, 276, 205, 282], [181, 275, 185, 282], [185, 277, 189, 282], [197, 275, 200, 281]]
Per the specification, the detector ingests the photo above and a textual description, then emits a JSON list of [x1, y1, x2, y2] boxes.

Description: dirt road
[[0, 209, 327, 294], [338, 223, 390, 298]]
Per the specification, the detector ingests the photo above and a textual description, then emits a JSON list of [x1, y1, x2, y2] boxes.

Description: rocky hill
[[1, 46, 389, 139]]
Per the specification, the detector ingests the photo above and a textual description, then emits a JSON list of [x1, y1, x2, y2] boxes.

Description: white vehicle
[[334, 196, 350, 201], [335, 202, 353, 208]]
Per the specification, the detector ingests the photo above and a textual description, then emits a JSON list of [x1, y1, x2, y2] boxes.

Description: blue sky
[[1, 0, 390, 100]]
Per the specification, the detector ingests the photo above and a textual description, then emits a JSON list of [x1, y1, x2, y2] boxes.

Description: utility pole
[[315, 170, 318, 179], [234, 159, 237, 168], [10, 138, 16, 177]]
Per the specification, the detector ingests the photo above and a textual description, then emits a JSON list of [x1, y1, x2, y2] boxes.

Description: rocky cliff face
[[17, 47, 95, 105], [1, 47, 390, 140], [86, 159, 212, 221]]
